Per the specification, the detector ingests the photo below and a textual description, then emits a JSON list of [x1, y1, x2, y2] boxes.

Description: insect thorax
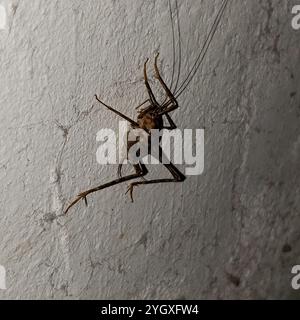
[[137, 113, 163, 130]]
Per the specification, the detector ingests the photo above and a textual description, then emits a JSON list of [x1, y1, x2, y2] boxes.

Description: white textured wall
[[0, 0, 299, 299]]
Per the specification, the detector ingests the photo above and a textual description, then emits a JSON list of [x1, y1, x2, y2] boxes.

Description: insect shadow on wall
[[65, 0, 230, 214]]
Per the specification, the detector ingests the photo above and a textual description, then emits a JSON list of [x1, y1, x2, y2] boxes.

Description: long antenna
[[168, 0, 176, 92], [170, 0, 229, 101], [173, 0, 182, 94]]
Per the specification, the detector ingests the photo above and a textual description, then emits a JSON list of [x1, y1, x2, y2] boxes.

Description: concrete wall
[[0, 0, 299, 299]]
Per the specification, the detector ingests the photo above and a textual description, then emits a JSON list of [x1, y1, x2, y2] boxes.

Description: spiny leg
[[64, 163, 148, 214], [151, 54, 178, 129], [142, 58, 160, 113], [118, 162, 148, 185]]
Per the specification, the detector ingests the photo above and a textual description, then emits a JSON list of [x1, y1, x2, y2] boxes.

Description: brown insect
[[64, 0, 229, 214]]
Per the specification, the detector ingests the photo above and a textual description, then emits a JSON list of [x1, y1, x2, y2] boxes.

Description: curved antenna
[[173, 0, 182, 94], [161, 0, 182, 107], [168, 0, 176, 92], [171, 0, 229, 101]]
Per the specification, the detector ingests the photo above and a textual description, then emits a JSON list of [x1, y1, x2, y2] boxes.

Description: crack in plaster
[[47, 102, 95, 297]]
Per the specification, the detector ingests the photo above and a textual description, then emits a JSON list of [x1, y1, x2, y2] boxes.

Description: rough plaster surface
[[0, 0, 299, 299]]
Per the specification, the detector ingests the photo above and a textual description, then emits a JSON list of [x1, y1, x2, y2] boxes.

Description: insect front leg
[[143, 58, 160, 112], [94, 94, 139, 128]]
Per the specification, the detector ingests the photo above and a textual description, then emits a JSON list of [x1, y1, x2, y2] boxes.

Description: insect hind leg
[[64, 163, 148, 214], [126, 161, 185, 202]]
